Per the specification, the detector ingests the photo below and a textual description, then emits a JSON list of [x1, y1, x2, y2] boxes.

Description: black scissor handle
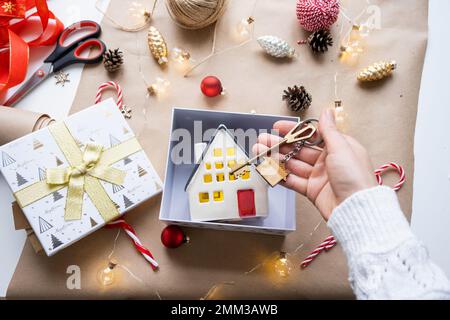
[[45, 20, 102, 64], [52, 38, 106, 72]]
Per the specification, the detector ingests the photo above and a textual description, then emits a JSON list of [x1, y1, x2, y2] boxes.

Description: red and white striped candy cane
[[300, 235, 335, 268], [301, 163, 406, 269], [324, 238, 337, 251], [374, 162, 406, 191], [95, 81, 124, 110], [96, 84, 156, 269], [106, 219, 159, 271]]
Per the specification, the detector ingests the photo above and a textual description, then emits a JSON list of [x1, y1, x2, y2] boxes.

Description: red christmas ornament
[[200, 76, 223, 97], [161, 225, 188, 248], [296, 0, 340, 32]]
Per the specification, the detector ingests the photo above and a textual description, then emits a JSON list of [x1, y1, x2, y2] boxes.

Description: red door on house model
[[237, 189, 256, 217]]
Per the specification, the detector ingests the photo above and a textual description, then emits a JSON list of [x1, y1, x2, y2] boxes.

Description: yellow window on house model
[[199, 192, 209, 203], [203, 174, 212, 183], [205, 162, 212, 170], [241, 170, 250, 180], [229, 173, 236, 181], [213, 191, 224, 202], [216, 173, 225, 182], [215, 161, 224, 169], [228, 160, 236, 168], [226, 147, 235, 156], [213, 148, 222, 157]]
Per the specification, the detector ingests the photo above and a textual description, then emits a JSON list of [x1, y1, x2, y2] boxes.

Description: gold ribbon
[[14, 122, 143, 222]]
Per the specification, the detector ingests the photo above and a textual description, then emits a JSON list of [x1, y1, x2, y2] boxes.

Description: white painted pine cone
[[257, 35, 295, 58]]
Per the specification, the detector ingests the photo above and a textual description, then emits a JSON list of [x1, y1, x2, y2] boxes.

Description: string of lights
[[95, 0, 158, 32], [91, 0, 374, 299]]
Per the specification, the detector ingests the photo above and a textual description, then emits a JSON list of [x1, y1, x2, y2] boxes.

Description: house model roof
[[184, 124, 250, 191]]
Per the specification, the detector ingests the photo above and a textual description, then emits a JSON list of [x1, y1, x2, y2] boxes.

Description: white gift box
[[0, 99, 163, 256], [159, 108, 298, 235]]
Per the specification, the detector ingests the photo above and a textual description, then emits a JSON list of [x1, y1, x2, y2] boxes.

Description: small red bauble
[[161, 225, 188, 248], [200, 76, 223, 97]]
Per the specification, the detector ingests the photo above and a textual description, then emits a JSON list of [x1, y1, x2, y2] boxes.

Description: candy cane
[[300, 236, 335, 268], [374, 162, 406, 191], [324, 239, 337, 251], [95, 84, 152, 268], [106, 219, 159, 271], [301, 163, 406, 269], [95, 81, 124, 110]]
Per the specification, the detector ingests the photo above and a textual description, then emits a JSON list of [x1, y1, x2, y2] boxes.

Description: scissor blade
[[3, 63, 53, 107]]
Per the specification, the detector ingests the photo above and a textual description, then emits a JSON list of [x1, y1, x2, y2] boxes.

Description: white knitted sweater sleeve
[[328, 186, 450, 300]]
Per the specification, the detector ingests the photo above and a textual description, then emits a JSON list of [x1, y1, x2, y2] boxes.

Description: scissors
[[4, 20, 106, 107]]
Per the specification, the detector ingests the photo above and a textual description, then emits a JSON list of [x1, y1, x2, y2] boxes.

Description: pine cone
[[308, 30, 333, 53], [103, 49, 124, 72], [357, 61, 397, 82], [282, 85, 312, 113]]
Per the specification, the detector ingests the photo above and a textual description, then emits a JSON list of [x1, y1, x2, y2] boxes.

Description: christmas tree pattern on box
[[38, 167, 46, 181], [51, 234, 63, 249], [90, 217, 98, 228], [39, 216, 53, 234], [33, 139, 44, 150], [16, 172, 28, 186], [2, 151, 15, 167], [112, 183, 124, 193], [123, 195, 134, 208], [52, 191, 64, 202]]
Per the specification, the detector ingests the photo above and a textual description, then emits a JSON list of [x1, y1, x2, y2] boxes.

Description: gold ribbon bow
[[46, 143, 126, 221], [14, 122, 143, 223]]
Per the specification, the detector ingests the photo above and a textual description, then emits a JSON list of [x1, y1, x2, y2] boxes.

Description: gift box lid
[[0, 99, 163, 256]]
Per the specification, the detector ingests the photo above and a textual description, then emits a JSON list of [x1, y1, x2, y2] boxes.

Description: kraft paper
[[6, 0, 428, 299], [0, 107, 54, 146]]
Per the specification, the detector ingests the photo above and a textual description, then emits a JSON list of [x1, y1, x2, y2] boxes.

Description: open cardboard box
[[159, 108, 298, 235]]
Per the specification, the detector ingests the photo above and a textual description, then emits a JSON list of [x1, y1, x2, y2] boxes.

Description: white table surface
[[410, 0, 450, 279], [0, 0, 448, 297]]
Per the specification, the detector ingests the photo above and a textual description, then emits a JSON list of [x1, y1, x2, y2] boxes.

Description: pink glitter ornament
[[296, 0, 340, 32]]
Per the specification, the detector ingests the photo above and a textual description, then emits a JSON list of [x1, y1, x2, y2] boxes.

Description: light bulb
[[171, 47, 193, 73], [340, 24, 369, 65], [172, 47, 191, 63], [235, 16, 254, 42], [98, 261, 117, 286], [274, 252, 293, 278], [352, 24, 371, 39], [147, 77, 171, 97], [128, 2, 151, 23], [339, 42, 364, 66], [348, 37, 366, 53], [334, 100, 348, 132]]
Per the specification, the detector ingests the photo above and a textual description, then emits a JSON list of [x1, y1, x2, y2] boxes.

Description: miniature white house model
[[185, 125, 268, 222]]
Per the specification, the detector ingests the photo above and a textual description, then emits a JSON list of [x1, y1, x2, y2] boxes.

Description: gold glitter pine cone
[[357, 61, 397, 82], [147, 26, 168, 65]]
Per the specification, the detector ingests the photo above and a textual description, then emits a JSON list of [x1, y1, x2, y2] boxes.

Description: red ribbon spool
[[0, 0, 64, 102]]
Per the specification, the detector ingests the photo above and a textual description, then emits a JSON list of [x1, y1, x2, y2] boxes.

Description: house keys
[[230, 119, 323, 187]]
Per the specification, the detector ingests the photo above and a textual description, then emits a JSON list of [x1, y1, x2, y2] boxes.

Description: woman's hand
[[253, 109, 377, 220]]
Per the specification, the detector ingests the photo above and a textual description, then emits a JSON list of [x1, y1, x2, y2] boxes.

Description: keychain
[[230, 119, 323, 187]]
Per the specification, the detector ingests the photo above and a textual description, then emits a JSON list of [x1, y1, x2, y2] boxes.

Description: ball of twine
[[296, 0, 340, 32], [165, 0, 228, 30]]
